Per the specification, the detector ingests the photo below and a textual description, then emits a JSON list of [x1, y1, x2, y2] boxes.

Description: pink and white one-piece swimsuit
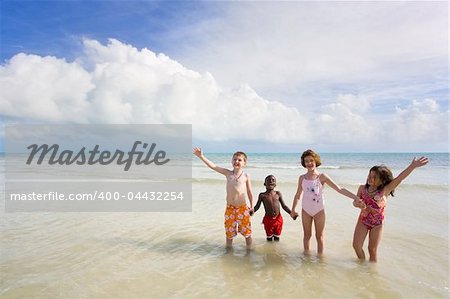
[[302, 175, 324, 216]]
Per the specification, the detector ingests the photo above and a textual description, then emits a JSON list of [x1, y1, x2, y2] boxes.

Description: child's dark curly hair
[[366, 165, 395, 196]]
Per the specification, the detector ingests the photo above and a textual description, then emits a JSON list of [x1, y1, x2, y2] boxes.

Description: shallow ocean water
[[1, 153, 448, 298]]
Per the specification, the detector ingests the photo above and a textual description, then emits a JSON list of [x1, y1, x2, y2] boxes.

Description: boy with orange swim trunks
[[254, 175, 297, 242], [193, 147, 254, 248]]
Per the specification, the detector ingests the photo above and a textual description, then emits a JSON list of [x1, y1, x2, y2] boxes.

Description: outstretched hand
[[411, 156, 429, 168], [192, 147, 203, 158]]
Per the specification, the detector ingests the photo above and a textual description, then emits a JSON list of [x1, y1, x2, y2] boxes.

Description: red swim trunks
[[262, 214, 283, 238]]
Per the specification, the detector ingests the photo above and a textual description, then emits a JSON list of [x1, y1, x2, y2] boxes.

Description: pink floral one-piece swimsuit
[[359, 188, 386, 229]]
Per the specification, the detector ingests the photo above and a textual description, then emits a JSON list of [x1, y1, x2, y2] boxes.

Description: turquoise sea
[[1, 152, 449, 298]]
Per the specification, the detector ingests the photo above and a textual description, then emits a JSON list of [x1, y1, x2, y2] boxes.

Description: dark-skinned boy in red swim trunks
[[254, 175, 297, 241]]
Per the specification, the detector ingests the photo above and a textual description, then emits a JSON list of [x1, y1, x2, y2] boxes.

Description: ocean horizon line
[[3, 151, 448, 154], [195, 151, 450, 154]]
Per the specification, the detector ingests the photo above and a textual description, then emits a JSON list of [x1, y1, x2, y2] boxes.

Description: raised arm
[[192, 147, 229, 176], [322, 173, 359, 201], [384, 156, 428, 196], [278, 191, 292, 215], [290, 176, 303, 219]]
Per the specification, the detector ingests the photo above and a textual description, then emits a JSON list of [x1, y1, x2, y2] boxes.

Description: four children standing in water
[[193, 147, 428, 262]]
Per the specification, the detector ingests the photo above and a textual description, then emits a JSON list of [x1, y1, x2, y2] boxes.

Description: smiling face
[[264, 175, 276, 190], [231, 154, 246, 170], [300, 149, 321, 169], [367, 170, 382, 188], [366, 165, 395, 195], [303, 155, 316, 171]]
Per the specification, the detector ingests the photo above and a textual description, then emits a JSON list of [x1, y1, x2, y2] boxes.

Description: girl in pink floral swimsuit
[[352, 157, 428, 262], [359, 188, 386, 229]]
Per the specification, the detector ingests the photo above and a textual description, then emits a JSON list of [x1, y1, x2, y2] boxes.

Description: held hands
[[411, 156, 429, 168], [353, 199, 366, 210], [290, 210, 299, 220], [249, 207, 254, 216]]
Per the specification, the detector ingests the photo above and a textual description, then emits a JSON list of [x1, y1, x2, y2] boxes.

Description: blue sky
[[0, 1, 448, 152], [1, 1, 221, 61]]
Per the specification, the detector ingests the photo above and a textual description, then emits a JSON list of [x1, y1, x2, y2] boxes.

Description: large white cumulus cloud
[[0, 39, 447, 150], [0, 53, 93, 122], [388, 99, 448, 143], [0, 39, 309, 143], [316, 94, 375, 144], [314, 94, 448, 150]]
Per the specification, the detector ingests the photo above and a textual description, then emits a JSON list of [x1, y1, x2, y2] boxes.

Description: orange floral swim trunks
[[224, 204, 252, 239]]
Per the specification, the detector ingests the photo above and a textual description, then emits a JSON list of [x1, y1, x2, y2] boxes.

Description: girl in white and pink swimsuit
[[290, 149, 359, 255], [301, 174, 325, 217]]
